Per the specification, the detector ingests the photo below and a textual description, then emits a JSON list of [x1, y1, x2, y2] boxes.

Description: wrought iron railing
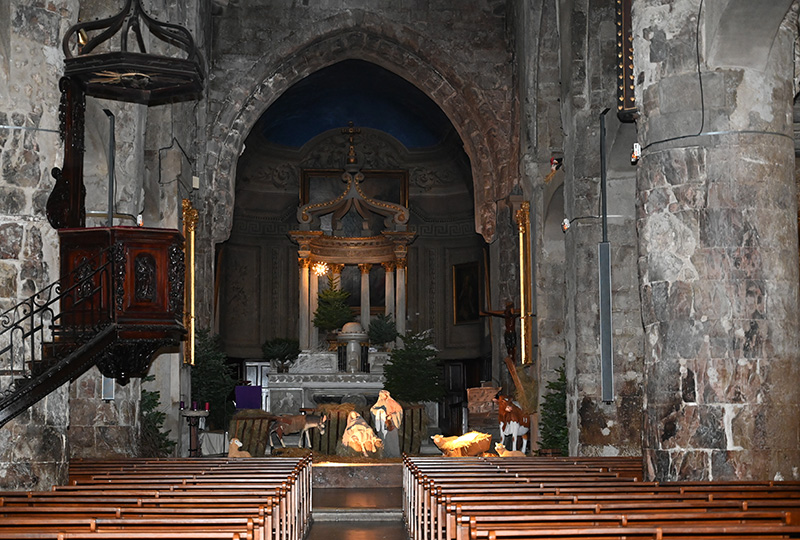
[[0, 245, 116, 403]]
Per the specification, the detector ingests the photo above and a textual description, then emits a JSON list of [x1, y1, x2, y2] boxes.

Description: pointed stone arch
[[204, 26, 518, 245], [706, 0, 795, 70]]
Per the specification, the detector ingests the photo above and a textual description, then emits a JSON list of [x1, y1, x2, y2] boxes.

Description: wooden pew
[[403, 456, 800, 540], [460, 510, 793, 540], [0, 456, 311, 540]]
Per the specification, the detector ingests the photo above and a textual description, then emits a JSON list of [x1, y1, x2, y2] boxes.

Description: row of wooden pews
[[403, 455, 800, 540], [0, 455, 312, 540]]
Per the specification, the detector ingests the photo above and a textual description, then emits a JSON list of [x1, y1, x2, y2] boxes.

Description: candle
[[204, 402, 210, 411]]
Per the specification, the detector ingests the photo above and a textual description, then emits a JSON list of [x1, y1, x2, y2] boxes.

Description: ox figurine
[[493, 393, 530, 454]]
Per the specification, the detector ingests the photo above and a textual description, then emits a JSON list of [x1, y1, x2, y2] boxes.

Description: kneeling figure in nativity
[[370, 389, 403, 457], [339, 410, 383, 458]]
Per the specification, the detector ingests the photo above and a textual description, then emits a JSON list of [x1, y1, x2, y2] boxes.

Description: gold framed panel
[[453, 261, 480, 325]]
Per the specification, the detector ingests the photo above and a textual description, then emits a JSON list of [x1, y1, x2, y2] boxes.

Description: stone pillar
[[359, 263, 372, 330], [298, 259, 310, 350], [383, 262, 396, 318], [330, 264, 344, 286], [634, 1, 800, 480], [395, 259, 407, 337], [309, 266, 320, 350]]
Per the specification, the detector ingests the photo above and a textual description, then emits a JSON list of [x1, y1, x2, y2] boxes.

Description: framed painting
[[453, 262, 480, 325]]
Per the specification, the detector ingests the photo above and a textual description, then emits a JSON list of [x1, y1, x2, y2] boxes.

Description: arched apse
[[203, 23, 518, 245]]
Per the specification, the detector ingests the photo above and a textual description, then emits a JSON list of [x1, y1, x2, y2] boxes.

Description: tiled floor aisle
[[305, 521, 409, 540], [307, 487, 407, 540], [313, 487, 402, 508]]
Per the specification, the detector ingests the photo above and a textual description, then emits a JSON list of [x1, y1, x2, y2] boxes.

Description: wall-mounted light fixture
[[561, 215, 624, 233], [312, 261, 329, 277], [631, 142, 641, 165]]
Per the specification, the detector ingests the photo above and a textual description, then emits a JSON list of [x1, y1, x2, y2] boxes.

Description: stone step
[[312, 507, 403, 522]]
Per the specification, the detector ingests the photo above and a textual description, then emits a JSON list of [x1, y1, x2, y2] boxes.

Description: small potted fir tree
[[368, 313, 398, 350], [262, 337, 301, 373], [313, 274, 354, 347]]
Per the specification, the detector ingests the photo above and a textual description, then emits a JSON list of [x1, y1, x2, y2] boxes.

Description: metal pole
[[103, 109, 115, 227], [600, 108, 609, 243], [598, 108, 614, 403]]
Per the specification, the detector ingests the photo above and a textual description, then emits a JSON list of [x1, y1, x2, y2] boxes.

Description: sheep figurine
[[494, 442, 526, 457], [228, 437, 252, 458]]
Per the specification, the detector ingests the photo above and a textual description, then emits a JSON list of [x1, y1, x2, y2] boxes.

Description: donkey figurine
[[269, 412, 327, 448]]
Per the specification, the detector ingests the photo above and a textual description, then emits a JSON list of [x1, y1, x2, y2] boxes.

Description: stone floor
[[309, 487, 407, 540], [306, 521, 409, 540]]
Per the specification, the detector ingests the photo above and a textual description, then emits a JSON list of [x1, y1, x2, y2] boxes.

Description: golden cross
[[341, 121, 361, 166]]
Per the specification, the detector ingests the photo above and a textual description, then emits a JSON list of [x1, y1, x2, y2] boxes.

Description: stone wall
[[557, 0, 644, 457], [68, 368, 141, 458], [516, 0, 570, 408], [0, 0, 78, 490]]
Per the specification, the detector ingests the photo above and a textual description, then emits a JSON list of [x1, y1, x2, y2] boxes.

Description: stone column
[[383, 262, 396, 318], [298, 258, 310, 350], [309, 266, 320, 350], [330, 264, 344, 286], [359, 263, 372, 330], [395, 259, 407, 337], [634, 1, 800, 480]]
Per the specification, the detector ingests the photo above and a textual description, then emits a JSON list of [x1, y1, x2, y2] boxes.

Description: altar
[[263, 350, 389, 415]]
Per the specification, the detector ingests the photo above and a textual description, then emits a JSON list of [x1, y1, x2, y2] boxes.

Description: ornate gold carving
[[382, 261, 396, 272], [288, 230, 416, 265], [182, 198, 198, 232], [182, 199, 198, 366], [515, 201, 532, 366], [298, 174, 351, 224], [358, 263, 373, 274], [342, 121, 361, 167]]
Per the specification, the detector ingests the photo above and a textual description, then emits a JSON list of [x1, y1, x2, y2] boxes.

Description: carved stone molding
[[289, 230, 416, 265]]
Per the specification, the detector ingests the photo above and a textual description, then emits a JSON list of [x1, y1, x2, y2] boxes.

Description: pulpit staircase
[[0, 227, 185, 429]]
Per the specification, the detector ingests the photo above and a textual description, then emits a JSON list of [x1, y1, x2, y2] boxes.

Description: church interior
[[1, 0, 800, 538]]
